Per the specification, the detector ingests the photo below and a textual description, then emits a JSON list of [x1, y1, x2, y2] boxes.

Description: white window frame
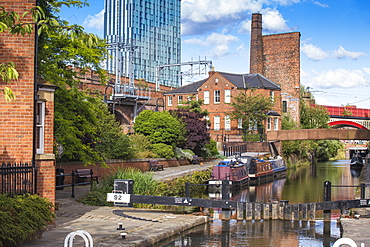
[[178, 95, 183, 105], [225, 115, 231, 130], [36, 101, 45, 154], [270, 91, 275, 102], [274, 117, 279, 130], [225, 89, 231, 103], [204, 91, 209, 104], [214, 90, 220, 104], [267, 118, 271, 130], [168, 96, 172, 106], [238, 118, 242, 129], [214, 116, 220, 130]]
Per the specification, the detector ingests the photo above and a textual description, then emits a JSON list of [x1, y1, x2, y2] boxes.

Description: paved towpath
[[20, 160, 222, 247]]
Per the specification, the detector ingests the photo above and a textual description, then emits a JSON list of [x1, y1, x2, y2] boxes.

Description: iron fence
[[0, 162, 37, 195]]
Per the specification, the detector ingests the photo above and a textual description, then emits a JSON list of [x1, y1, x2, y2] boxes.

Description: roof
[[163, 72, 280, 95]]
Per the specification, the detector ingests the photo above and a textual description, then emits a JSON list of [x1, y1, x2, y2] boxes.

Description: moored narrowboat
[[208, 160, 249, 190]]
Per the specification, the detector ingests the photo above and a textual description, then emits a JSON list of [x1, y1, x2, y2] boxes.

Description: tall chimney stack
[[249, 13, 263, 74]]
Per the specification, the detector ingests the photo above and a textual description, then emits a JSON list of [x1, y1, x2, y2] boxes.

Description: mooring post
[[360, 183, 366, 199], [279, 200, 288, 220], [221, 180, 229, 200], [255, 203, 261, 220], [237, 202, 244, 221], [323, 181, 331, 221], [263, 203, 270, 220], [245, 203, 253, 220]]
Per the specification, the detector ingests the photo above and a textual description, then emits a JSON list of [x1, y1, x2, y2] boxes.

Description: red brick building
[[250, 13, 301, 123], [0, 0, 56, 204], [164, 71, 282, 143]]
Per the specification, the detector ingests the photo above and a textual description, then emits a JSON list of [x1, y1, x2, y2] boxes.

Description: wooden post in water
[[237, 202, 244, 221], [292, 204, 299, 221], [263, 203, 270, 220], [246, 203, 253, 220], [271, 201, 278, 220], [301, 203, 308, 221], [285, 204, 292, 220], [323, 181, 332, 221], [309, 203, 316, 221], [255, 203, 262, 220], [279, 200, 288, 220]]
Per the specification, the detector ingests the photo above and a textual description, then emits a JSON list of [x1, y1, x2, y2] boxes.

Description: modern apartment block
[[104, 0, 181, 87]]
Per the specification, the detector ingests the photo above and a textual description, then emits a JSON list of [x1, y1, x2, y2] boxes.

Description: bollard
[[237, 202, 244, 221], [255, 203, 261, 220], [185, 182, 190, 198], [360, 183, 366, 199], [245, 203, 253, 220], [117, 223, 125, 230]]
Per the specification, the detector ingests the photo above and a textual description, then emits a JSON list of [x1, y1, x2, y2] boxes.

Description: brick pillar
[[249, 13, 264, 74]]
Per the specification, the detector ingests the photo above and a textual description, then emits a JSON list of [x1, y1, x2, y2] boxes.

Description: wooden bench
[[76, 169, 99, 184], [148, 160, 164, 171]]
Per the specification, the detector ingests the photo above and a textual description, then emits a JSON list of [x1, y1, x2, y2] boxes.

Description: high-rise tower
[[104, 0, 181, 87]]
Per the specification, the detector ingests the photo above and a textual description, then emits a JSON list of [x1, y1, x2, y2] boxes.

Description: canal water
[[158, 159, 361, 246]]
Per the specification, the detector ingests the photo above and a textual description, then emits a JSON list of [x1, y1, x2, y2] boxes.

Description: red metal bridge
[[318, 105, 370, 130]]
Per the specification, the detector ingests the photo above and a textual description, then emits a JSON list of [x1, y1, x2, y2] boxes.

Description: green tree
[[134, 110, 184, 147], [230, 90, 274, 139], [176, 97, 209, 116], [300, 99, 330, 129], [54, 87, 133, 164]]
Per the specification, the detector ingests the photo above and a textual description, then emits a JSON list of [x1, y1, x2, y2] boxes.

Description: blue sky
[[60, 0, 370, 109]]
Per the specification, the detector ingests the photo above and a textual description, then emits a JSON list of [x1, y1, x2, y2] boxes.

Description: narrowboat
[[208, 160, 249, 190], [350, 153, 364, 168], [239, 156, 287, 185]]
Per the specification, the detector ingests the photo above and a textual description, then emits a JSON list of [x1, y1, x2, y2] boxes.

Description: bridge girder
[[329, 120, 368, 130]]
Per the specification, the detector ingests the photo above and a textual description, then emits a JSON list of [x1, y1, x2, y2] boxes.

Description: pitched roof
[[163, 72, 280, 95]]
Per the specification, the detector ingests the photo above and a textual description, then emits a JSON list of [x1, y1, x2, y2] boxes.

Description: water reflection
[[160, 160, 359, 246], [160, 220, 341, 247]]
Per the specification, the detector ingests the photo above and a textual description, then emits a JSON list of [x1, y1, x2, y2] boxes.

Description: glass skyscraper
[[104, 0, 181, 87]]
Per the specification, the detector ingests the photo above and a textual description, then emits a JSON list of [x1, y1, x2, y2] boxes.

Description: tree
[[134, 110, 184, 147], [176, 97, 209, 116], [300, 99, 330, 129], [54, 87, 133, 164], [230, 90, 274, 139], [170, 109, 210, 156]]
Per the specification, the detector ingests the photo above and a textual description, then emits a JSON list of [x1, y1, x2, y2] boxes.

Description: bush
[[0, 194, 54, 247], [151, 143, 174, 158], [204, 139, 219, 157]]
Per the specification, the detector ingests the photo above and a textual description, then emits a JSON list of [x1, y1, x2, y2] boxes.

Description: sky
[[60, 0, 370, 109]]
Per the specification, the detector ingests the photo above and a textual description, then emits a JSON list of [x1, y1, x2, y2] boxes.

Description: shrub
[[151, 143, 174, 158], [0, 194, 54, 247], [204, 139, 219, 157]]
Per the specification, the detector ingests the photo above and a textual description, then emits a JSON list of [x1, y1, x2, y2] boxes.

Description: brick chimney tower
[[249, 13, 263, 74]]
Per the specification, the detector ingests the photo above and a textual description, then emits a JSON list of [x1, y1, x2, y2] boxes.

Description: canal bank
[[21, 159, 221, 247]]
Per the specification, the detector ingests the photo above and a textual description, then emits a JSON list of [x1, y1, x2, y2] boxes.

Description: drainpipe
[[32, 0, 40, 194]]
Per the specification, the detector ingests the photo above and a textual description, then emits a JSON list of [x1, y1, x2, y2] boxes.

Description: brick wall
[[249, 13, 301, 123], [0, 0, 56, 204], [263, 32, 301, 122], [0, 0, 36, 163]]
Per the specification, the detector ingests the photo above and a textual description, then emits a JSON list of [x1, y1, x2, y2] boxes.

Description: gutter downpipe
[[32, 0, 40, 194]]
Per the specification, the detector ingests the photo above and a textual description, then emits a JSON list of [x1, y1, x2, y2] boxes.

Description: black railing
[[56, 170, 96, 198], [0, 162, 38, 195], [223, 144, 247, 157]]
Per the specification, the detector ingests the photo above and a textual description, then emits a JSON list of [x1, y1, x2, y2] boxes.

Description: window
[[270, 91, 274, 102], [178, 95, 183, 105], [36, 101, 45, 154], [168, 96, 172, 106], [204, 91, 209, 104], [274, 117, 279, 130], [225, 89, 231, 103], [282, 100, 287, 113], [225, 115, 231, 130], [267, 118, 271, 130], [214, 116, 220, 130], [214, 90, 220, 104], [238, 118, 242, 129], [205, 116, 210, 129]]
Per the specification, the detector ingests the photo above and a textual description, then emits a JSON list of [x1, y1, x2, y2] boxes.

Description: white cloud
[[238, 8, 291, 34], [309, 69, 370, 88], [301, 43, 328, 60], [184, 33, 239, 58], [83, 9, 104, 30], [300, 68, 310, 78], [332, 46, 366, 60], [261, 8, 292, 33], [364, 67, 370, 74], [182, 0, 261, 23], [313, 1, 329, 8]]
